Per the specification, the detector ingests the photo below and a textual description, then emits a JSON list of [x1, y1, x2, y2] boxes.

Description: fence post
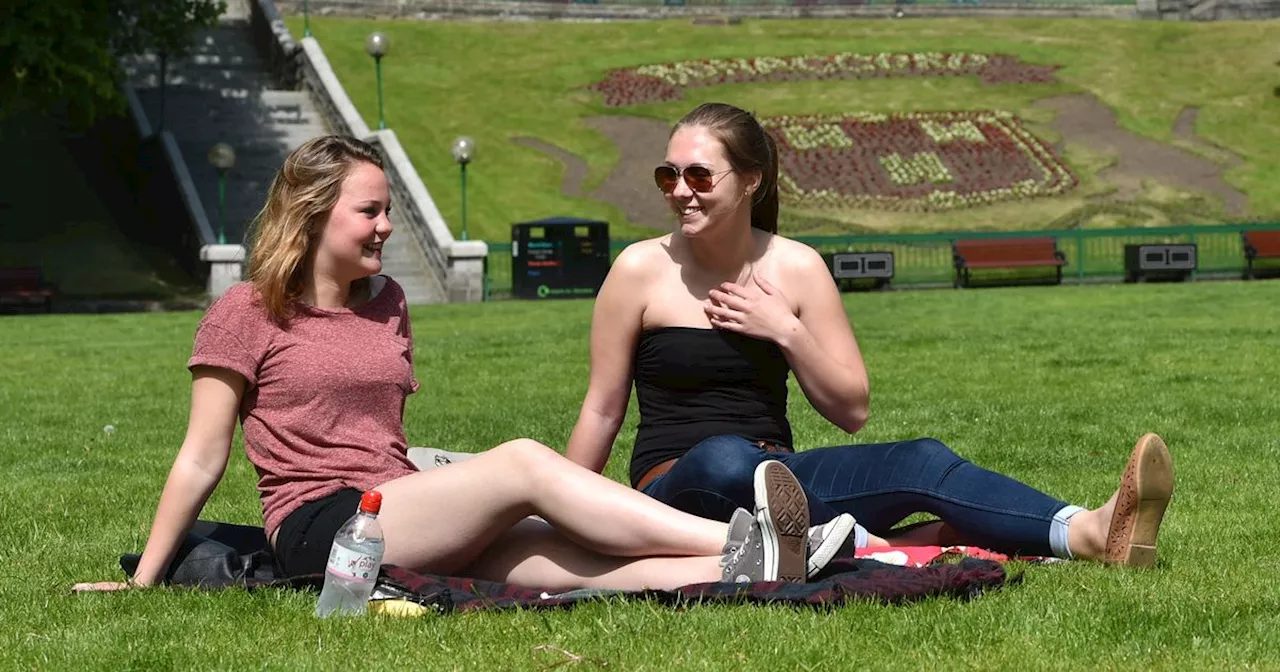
[[1189, 223, 1198, 281], [1076, 229, 1086, 280]]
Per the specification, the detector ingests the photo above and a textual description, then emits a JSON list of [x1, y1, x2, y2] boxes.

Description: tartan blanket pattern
[[345, 556, 1018, 614]]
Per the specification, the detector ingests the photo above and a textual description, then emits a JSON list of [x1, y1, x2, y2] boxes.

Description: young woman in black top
[[565, 102, 1174, 566]]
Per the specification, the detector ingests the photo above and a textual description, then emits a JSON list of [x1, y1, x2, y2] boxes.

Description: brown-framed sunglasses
[[653, 165, 733, 193]]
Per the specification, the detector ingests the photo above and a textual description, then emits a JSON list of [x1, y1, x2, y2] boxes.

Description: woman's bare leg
[[462, 518, 722, 591], [374, 439, 729, 575]]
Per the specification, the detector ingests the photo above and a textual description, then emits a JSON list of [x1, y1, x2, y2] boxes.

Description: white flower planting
[[880, 153, 954, 186], [634, 52, 996, 87], [763, 111, 1077, 212], [781, 123, 853, 151], [921, 120, 987, 144]]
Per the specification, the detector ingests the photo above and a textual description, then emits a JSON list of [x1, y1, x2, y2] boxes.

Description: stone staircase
[[124, 11, 324, 246], [122, 3, 446, 303]]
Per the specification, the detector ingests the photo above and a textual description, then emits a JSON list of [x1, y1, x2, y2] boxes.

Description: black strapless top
[[630, 327, 792, 487]]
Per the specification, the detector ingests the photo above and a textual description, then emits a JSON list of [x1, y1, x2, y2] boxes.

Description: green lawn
[[294, 16, 1280, 242], [4, 280, 1279, 668]]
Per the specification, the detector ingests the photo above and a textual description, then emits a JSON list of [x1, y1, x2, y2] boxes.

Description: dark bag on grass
[[119, 520, 279, 588]]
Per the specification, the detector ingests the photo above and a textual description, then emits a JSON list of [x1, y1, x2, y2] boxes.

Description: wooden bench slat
[[1243, 231, 1280, 255], [965, 259, 1065, 268], [1243, 230, 1280, 280], [952, 237, 1066, 288]]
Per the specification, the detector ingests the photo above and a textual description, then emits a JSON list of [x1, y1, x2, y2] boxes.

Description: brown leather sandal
[[1104, 433, 1175, 567]]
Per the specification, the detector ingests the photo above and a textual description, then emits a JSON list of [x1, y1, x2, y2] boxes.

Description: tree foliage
[[0, 0, 225, 129]]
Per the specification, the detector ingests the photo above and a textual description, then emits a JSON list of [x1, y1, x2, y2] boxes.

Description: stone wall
[[1156, 0, 1280, 19], [275, 0, 1140, 21]]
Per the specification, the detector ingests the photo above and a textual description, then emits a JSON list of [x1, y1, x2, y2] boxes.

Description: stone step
[[123, 11, 444, 303], [128, 51, 263, 71]]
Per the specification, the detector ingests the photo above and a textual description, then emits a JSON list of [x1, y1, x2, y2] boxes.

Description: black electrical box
[[511, 217, 610, 300], [1123, 244, 1196, 283]]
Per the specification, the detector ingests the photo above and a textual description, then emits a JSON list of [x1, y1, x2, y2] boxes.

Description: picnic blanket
[[360, 556, 1014, 615], [117, 520, 1021, 611]]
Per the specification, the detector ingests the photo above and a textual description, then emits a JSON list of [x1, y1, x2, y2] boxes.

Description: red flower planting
[[589, 52, 1060, 107], [762, 111, 1077, 211]]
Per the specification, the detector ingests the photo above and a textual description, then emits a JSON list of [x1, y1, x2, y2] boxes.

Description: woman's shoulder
[[609, 236, 672, 276], [201, 282, 266, 324], [764, 234, 829, 275], [372, 275, 407, 309]]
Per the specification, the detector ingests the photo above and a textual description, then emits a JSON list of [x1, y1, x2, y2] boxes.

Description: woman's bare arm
[[74, 367, 244, 591], [564, 246, 649, 473]]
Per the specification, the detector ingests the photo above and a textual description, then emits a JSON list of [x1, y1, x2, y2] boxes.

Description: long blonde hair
[[246, 135, 384, 322]]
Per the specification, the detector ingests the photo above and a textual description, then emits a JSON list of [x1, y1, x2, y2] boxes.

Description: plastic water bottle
[[315, 490, 385, 618]]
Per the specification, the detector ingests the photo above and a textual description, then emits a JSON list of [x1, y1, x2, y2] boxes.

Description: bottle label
[[325, 544, 379, 583]]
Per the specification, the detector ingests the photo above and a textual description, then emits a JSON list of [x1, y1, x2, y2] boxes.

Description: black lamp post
[[207, 142, 236, 245], [451, 136, 475, 241], [364, 31, 390, 130]]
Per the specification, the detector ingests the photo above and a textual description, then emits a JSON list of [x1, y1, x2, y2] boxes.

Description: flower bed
[[762, 111, 1077, 211], [588, 52, 1059, 107]]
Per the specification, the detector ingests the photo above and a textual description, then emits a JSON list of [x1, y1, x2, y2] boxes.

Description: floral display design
[[588, 52, 1059, 107], [761, 112, 1077, 211]]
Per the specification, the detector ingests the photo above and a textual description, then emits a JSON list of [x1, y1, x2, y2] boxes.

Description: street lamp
[[364, 31, 390, 130], [207, 142, 236, 245], [303, 0, 311, 37], [450, 136, 475, 241]]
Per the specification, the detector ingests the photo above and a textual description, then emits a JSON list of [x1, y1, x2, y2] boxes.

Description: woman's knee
[[490, 438, 561, 472], [893, 437, 966, 480]]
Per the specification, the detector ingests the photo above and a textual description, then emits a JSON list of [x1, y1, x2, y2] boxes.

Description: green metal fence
[[483, 223, 1278, 299]]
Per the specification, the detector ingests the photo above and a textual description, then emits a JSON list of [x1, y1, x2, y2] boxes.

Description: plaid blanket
[[120, 520, 1020, 611], [284, 556, 1018, 614]]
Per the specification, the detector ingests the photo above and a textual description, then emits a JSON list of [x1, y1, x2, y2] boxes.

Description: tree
[[0, 0, 225, 130]]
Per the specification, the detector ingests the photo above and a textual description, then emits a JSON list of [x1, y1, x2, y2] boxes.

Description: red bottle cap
[[359, 490, 382, 514]]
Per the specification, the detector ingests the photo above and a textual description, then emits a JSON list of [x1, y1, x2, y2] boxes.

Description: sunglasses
[[653, 165, 733, 194]]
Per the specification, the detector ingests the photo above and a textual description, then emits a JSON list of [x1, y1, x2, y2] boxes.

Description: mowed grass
[[293, 16, 1280, 241], [3, 280, 1279, 668]]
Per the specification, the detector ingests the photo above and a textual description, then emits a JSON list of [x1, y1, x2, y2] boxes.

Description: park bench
[[952, 237, 1066, 288], [0, 267, 55, 314], [1242, 230, 1280, 280]]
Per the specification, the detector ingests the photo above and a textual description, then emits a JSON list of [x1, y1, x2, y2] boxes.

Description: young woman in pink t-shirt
[[74, 135, 860, 593]]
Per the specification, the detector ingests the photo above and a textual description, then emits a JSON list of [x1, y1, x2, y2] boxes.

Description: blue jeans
[[641, 435, 1071, 556]]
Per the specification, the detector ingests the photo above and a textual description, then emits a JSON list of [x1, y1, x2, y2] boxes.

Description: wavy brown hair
[[672, 102, 779, 234], [246, 135, 384, 322]]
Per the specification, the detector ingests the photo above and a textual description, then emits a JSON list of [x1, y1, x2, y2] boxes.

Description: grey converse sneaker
[[720, 508, 763, 583], [807, 513, 857, 578], [753, 460, 809, 583], [723, 508, 858, 579], [721, 508, 754, 553], [720, 462, 810, 583]]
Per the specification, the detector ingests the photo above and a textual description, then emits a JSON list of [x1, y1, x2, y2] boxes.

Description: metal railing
[[483, 222, 1278, 298]]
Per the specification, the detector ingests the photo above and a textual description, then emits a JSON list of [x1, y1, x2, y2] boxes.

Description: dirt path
[[516, 93, 1248, 228], [1033, 94, 1247, 215], [515, 116, 673, 229]]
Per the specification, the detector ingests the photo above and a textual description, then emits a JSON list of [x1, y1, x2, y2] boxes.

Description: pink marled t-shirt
[[187, 278, 419, 537]]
